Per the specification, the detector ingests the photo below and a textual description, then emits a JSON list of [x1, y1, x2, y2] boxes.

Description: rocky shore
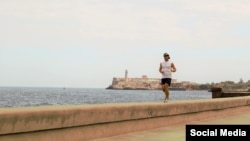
[[106, 85, 186, 91], [107, 70, 186, 91]]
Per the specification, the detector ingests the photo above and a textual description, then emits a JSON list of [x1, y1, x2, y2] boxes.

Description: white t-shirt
[[161, 61, 172, 78]]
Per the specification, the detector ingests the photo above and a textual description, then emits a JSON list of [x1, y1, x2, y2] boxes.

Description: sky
[[0, 0, 250, 88]]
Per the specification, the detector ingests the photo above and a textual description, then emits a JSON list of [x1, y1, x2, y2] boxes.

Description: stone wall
[[1, 96, 250, 141], [211, 87, 250, 98], [108, 77, 162, 90]]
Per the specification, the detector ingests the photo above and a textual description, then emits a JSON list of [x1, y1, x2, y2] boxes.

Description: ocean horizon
[[0, 87, 212, 108]]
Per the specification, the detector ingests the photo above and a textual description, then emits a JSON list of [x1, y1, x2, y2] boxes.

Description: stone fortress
[[106, 70, 182, 90]]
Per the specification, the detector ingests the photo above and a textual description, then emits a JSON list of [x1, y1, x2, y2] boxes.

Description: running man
[[159, 52, 176, 103]]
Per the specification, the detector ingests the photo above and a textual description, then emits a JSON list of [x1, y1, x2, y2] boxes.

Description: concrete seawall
[[211, 87, 250, 98], [1, 96, 250, 141]]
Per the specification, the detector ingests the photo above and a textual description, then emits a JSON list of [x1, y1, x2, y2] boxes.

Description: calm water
[[0, 87, 212, 107]]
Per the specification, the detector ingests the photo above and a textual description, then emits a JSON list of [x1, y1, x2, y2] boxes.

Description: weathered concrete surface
[[211, 87, 250, 98], [0, 96, 250, 141], [92, 106, 250, 141]]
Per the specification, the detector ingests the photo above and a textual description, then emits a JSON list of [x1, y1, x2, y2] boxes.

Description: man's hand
[[160, 70, 164, 74]]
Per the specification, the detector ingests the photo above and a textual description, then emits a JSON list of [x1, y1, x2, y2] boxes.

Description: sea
[[0, 87, 212, 108]]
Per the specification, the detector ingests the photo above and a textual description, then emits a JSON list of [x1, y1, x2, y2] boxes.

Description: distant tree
[[224, 81, 235, 85], [199, 84, 209, 90], [239, 78, 244, 84]]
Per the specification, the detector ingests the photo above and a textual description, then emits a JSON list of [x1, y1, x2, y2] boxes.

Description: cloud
[[0, 0, 250, 50]]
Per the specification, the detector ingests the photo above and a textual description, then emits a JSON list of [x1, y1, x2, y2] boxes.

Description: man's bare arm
[[171, 63, 176, 72]]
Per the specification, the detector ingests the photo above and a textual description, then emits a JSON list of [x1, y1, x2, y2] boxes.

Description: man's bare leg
[[161, 85, 166, 101], [164, 84, 169, 102], [162, 84, 169, 103]]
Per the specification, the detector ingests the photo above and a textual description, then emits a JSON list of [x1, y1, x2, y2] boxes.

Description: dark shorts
[[161, 78, 171, 86]]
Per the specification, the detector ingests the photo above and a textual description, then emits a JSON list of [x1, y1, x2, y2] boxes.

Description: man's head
[[163, 52, 170, 60]]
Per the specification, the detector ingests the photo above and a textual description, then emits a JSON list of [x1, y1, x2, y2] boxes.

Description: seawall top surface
[[1, 96, 250, 135], [1, 96, 250, 111]]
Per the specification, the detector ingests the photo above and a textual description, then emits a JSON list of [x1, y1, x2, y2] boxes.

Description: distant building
[[107, 70, 180, 90]]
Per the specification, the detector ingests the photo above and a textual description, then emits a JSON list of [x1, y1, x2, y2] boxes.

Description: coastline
[[106, 86, 186, 91]]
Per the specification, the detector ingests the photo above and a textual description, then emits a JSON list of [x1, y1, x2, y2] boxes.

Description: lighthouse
[[125, 69, 128, 83]]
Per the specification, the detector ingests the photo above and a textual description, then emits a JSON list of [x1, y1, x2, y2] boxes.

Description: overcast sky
[[0, 0, 250, 88]]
